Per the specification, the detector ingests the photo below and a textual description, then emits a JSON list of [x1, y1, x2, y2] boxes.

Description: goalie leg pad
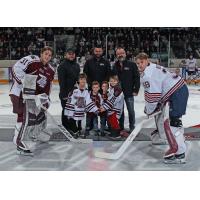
[[170, 117, 186, 155], [152, 107, 167, 145], [155, 107, 166, 140], [13, 122, 22, 146], [164, 119, 178, 158]]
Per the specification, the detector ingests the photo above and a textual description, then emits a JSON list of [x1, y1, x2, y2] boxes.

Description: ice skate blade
[[164, 158, 186, 164], [17, 150, 34, 157], [152, 141, 167, 145]]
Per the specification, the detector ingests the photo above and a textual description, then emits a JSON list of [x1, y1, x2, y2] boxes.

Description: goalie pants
[[10, 94, 24, 122]]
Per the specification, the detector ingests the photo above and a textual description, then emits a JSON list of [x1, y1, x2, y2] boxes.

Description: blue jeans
[[119, 96, 135, 130]]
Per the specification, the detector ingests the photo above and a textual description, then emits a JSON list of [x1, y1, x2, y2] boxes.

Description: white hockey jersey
[[140, 63, 185, 115], [9, 55, 55, 97], [186, 58, 197, 72], [64, 87, 99, 120], [102, 85, 124, 119]]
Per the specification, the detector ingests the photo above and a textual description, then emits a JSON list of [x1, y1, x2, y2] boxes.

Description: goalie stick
[[94, 111, 161, 160], [47, 111, 93, 144]]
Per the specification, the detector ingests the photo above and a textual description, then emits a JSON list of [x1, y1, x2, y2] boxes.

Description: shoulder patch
[[114, 86, 122, 97], [30, 55, 36, 60]]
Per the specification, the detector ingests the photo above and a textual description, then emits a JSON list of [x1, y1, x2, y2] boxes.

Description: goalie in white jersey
[[136, 53, 189, 164]]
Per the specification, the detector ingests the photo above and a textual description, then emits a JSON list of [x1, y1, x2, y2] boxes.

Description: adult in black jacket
[[57, 48, 80, 129], [83, 46, 111, 90], [112, 47, 140, 132]]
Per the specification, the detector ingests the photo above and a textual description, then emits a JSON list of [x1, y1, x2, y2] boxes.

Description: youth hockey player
[[99, 81, 109, 136], [9, 46, 55, 156], [135, 53, 189, 164], [100, 75, 127, 139], [85, 81, 102, 137], [64, 73, 99, 138]]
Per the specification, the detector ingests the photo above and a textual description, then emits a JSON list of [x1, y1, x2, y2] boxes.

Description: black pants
[[60, 98, 81, 133], [60, 98, 69, 130]]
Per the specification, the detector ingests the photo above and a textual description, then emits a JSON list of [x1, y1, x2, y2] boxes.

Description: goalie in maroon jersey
[[9, 46, 55, 156]]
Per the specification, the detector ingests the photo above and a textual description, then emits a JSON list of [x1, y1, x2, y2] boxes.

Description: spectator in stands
[[83, 45, 111, 90], [112, 47, 140, 133], [186, 54, 197, 76], [57, 48, 80, 130]]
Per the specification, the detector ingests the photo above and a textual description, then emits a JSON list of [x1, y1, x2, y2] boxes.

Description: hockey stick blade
[[94, 111, 161, 160], [48, 112, 93, 144], [57, 125, 92, 144]]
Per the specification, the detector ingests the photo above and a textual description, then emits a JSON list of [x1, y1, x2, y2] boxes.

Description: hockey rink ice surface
[[0, 83, 200, 171]]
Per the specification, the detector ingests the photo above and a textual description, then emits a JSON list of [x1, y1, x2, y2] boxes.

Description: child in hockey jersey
[[136, 53, 189, 164], [99, 81, 109, 136], [85, 81, 102, 137], [64, 73, 99, 138], [100, 75, 126, 139]]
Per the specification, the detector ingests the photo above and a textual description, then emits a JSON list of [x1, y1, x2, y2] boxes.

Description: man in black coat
[[57, 48, 80, 129], [112, 47, 140, 132], [83, 45, 111, 90]]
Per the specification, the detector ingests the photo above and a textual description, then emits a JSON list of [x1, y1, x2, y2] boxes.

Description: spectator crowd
[[1, 27, 200, 62]]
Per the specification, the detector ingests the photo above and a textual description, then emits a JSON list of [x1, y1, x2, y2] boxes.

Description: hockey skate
[[17, 145, 33, 156], [71, 131, 79, 139], [151, 129, 167, 145], [107, 129, 121, 140], [120, 130, 129, 138], [164, 153, 186, 164], [100, 131, 106, 137], [164, 148, 177, 158]]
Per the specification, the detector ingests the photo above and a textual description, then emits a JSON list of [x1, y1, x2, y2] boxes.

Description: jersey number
[[20, 58, 28, 65], [143, 81, 150, 88]]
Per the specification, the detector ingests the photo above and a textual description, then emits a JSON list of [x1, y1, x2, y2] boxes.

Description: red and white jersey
[[102, 85, 124, 119], [140, 63, 185, 115], [89, 92, 103, 109], [64, 87, 99, 120], [9, 55, 55, 97], [186, 58, 197, 72]]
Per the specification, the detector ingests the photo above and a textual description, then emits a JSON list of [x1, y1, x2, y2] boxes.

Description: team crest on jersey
[[143, 81, 150, 88], [75, 97, 85, 108], [37, 74, 47, 88]]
